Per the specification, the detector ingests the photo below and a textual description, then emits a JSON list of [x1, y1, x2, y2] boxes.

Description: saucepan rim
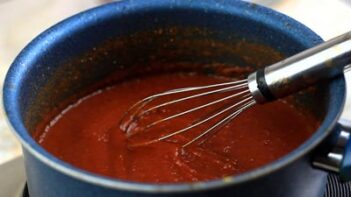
[[2, 0, 345, 193]]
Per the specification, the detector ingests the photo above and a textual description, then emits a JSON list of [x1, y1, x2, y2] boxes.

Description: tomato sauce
[[34, 73, 318, 183]]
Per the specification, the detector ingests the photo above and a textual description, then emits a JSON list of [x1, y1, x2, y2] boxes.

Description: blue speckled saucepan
[[3, 0, 350, 196]]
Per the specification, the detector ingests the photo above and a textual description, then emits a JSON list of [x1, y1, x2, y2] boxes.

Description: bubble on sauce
[[223, 163, 233, 170], [164, 137, 180, 144], [210, 41, 216, 47], [223, 146, 231, 153], [160, 108, 168, 113], [263, 139, 271, 145], [97, 134, 109, 143], [154, 28, 163, 35], [191, 177, 199, 182]]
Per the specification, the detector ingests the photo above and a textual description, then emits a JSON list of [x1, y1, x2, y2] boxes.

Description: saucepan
[[3, 0, 351, 196]]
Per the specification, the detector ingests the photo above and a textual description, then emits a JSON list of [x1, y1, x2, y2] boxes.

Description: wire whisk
[[120, 79, 256, 147], [120, 31, 351, 148]]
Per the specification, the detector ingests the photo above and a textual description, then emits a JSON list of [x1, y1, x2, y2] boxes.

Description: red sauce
[[34, 73, 317, 183]]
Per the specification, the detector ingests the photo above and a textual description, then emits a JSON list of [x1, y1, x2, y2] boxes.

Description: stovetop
[[1, 157, 350, 197], [325, 174, 351, 197]]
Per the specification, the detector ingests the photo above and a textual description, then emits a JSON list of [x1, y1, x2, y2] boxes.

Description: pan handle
[[313, 65, 351, 180], [338, 65, 351, 180], [340, 132, 351, 180]]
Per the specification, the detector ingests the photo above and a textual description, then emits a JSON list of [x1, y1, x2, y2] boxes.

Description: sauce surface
[[34, 73, 317, 183]]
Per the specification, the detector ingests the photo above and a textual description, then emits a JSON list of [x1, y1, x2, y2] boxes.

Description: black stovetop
[[325, 174, 351, 197]]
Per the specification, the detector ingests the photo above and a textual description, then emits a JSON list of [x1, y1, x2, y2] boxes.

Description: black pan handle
[[313, 65, 351, 180]]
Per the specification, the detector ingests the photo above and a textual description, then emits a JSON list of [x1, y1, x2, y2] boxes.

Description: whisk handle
[[248, 31, 351, 103]]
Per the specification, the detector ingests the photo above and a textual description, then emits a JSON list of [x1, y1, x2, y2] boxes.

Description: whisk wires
[[119, 79, 255, 147]]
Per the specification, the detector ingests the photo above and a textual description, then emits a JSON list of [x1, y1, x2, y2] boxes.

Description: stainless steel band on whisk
[[248, 31, 351, 104]]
